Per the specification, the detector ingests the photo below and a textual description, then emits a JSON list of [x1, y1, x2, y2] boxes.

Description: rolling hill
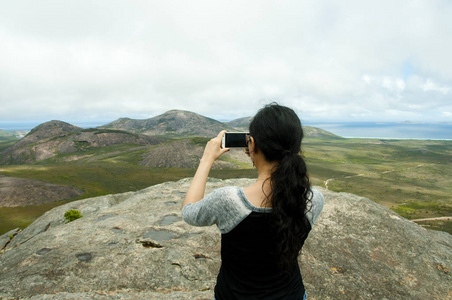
[[0, 120, 164, 164]]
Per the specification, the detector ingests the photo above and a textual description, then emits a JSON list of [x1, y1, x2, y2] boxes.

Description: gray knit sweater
[[182, 186, 324, 234]]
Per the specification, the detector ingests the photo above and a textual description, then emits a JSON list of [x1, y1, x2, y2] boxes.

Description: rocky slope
[[0, 121, 164, 164], [100, 110, 237, 138], [1, 178, 451, 299]]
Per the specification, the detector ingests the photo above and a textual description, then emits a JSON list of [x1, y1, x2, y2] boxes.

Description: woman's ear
[[245, 136, 255, 156], [248, 136, 257, 154]]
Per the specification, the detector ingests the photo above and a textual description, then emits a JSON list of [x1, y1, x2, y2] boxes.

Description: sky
[[1, 0, 451, 126]]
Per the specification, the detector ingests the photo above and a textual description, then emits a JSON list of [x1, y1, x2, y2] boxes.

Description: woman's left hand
[[201, 130, 230, 163]]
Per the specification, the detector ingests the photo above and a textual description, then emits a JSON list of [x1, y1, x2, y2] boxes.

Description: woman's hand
[[182, 130, 229, 208], [201, 130, 230, 163]]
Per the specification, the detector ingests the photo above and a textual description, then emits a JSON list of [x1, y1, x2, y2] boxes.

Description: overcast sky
[[1, 0, 451, 125]]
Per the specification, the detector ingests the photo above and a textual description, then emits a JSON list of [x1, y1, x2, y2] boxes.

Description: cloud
[[0, 0, 451, 123], [422, 79, 450, 94]]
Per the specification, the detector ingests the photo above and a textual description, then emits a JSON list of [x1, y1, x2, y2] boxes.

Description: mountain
[[100, 109, 237, 137], [0, 120, 164, 164], [1, 178, 451, 299], [226, 116, 253, 130]]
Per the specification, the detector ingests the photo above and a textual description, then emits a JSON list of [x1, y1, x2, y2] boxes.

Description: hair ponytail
[[270, 153, 311, 270], [249, 103, 312, 271]]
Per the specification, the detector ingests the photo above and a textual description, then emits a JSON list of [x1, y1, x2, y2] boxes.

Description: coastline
[[306, 122, 452, 140]]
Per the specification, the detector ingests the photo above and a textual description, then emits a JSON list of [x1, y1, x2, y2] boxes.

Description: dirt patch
[[0, 175, 84, 207]]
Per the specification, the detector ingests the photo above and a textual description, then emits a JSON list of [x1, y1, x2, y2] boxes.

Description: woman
[[182, 103, 324, 299]]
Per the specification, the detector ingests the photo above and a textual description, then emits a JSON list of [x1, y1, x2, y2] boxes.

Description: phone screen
[[224, 132, 248, 148]]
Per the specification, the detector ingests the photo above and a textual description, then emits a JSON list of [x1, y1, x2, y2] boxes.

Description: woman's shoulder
[[209, 185, 242, 198], [214, 185, 241, 192], [206, 185, 255, 233], [202, 185, 248, 207]]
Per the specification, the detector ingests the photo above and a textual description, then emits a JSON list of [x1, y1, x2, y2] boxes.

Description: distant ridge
[[100, 109, 237, 137], [225, 116, 342, 139], [303, 126, 343, 139]]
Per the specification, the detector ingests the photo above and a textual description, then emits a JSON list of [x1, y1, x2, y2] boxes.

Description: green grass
[[0, 137, 19, 152], [0, 161, 196, 234], [0, 159, 257, 234], [190, 137, 210, 146], [303, 138, 452, 231], [414, 220, 452, 234]]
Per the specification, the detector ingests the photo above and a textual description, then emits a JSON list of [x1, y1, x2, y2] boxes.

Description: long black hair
[[249, 103, 312, 270]]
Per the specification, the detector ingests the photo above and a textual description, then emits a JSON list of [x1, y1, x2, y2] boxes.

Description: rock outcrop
[[0, 178, 451, 299]]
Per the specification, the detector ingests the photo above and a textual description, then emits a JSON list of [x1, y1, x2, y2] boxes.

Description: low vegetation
[[304, 138, 452, 234], [64, 209, 83, 223], [0, 136, 19, 152]]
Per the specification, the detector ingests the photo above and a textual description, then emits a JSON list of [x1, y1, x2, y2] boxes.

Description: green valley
[[1, 135, 451, 235]]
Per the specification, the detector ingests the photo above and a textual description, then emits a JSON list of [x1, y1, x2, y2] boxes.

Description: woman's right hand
[[201, 130, 230, 163]]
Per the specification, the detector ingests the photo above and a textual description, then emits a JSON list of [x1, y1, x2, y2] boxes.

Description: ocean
[[305, 122, 452, 140]]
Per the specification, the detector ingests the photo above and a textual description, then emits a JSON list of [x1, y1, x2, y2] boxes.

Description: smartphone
[[222, 132, 249, 148]]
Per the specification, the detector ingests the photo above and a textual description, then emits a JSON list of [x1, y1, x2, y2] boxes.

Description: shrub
[[64, 209, 83, 223]]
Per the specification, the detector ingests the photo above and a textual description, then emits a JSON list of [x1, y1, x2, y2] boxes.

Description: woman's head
[[249, 103, 304, 162], [250, 103, 311, 272]]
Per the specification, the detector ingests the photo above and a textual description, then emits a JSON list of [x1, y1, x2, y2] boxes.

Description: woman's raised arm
[[182, 130, 229, 208]]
